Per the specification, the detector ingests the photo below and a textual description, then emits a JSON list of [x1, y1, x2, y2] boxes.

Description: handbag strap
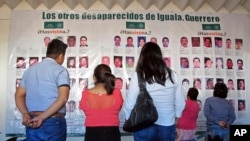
[[137, 72, 152, 99], [137, 72, 145, 90]]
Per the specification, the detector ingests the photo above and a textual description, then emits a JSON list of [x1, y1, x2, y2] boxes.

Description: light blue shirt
[[20, 58, 70, 113], [124, 71, 185, 126]]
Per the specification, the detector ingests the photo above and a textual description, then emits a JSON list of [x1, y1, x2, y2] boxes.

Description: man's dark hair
[[46, 39, 68, 59], [237, 59, 243, 64], [114, 35, 121, 40], [213, 83, 228, 98]]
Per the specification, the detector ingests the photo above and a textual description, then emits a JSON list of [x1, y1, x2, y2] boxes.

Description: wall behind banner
[[1, 1, 250, 141]]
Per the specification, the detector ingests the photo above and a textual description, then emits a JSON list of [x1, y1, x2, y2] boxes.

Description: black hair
[[80, 36, 87, 40], [46, 39, 68, 59], [193, 57, 200, 62], [187, 87, 198, 100], [136, 42, 174, 85], [227, 58, 232, 62], [237, 59, 243, 64], [68, 36, 76, 41], [204, 57, 211, 63], [213, 83, 228, 98], [17, 57, 25, 61], [182, 78, 189, 84], [114, 35, 121, 40], [162, 37, 169, 41], [94, 64, 115, 95]]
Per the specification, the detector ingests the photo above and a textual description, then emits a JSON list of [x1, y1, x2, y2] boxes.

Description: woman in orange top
[[80, 64, 123, 141]]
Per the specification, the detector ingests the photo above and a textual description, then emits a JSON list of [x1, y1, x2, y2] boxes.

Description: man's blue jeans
[[26, 117, 67, 141], [133, 124, 176, 141], [207, 124, 229, 141]]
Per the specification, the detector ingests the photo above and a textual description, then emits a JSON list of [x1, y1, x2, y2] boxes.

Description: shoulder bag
[[123, 72, 158, 132]]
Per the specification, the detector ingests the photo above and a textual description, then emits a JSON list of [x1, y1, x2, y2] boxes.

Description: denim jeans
[[133, 124, 176, 141], [207, 124, 229, 141], [26, 117, 67, 141]]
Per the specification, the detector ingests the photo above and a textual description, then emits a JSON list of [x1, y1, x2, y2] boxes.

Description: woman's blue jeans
[[26, 117, 67, 141], [133, 124, 176, 141]]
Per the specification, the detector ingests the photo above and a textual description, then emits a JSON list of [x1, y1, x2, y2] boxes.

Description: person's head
[[126, 36, 133, 47], [114, 35, 121, 46], [235, 39, 242, 50], [46, 39, 68, 65], [67, 57, 76, 68], [180, 57, 189, 68], [215, 37, 222, 47], [237, 59, 243, 70], [29, 57, 38, 66], [66, 100, 76, 112], [187, 87, 198, 100], [238, 100, 245, 111], [182, 78, 190, 92], [80, 36, 88, 47], [16, 57, 26, 68], [115, 77, 123, 90], [126, 56, 134, 68], [138, 37, 146, 47], [213, 82, 228, 98], [150, 37, 157, 44], [67, 36, 76, 47], [79, 78, 88, 91], [206, 78, 214, 89], [162, 37, 169, 47], [180, 37, 188, 47], [204, 37, 211, 47], [226, 38, 231, 49], [136, 42, 172, 85], [101, 56, 110, 66], [216, 58, 223, 69], [193, 78, 201, 90], [204, 57, 213, 68], [93, 64, 115, 95], [44, 36, 51, 47], [79, 56, 88, 68], [226, 58, 233, 69], [238, 79, 245, 90], [163, 57, 171, 67], [227, 79, 234, 90], [114, 56, 122, 68], [191, 37, 200, 47], [193, 57, 200, 68]]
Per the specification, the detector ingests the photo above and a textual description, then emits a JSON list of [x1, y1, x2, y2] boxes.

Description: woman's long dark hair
[[94, 64, 115, 95], [136, 42, 174, 85]]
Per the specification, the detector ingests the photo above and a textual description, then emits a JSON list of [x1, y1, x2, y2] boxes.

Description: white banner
[[6, 10, 249, 136]]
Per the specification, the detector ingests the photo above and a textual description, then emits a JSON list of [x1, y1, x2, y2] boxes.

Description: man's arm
[[29, 86, 70, 128], [15, 87, 30, 126]]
